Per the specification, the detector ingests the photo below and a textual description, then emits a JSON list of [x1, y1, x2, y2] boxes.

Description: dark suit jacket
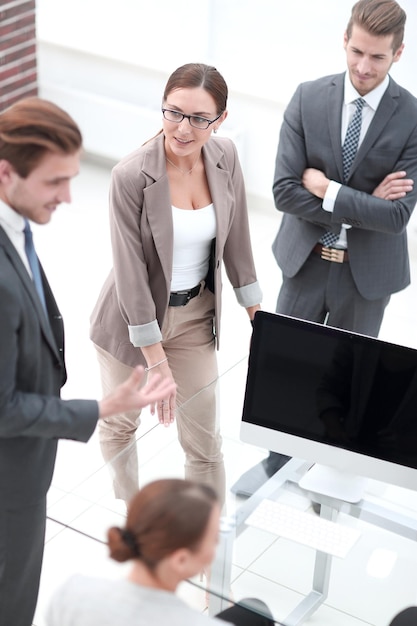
[[0, 226, 98, 507], [316, 340, 417, 463], [272, 72, 417, 300]]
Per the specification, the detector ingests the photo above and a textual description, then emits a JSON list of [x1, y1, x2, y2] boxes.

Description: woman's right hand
[[148, 360, 176, 427], [98, 365, 176, 420]]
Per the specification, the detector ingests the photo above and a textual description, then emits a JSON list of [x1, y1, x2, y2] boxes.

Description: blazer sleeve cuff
[[234, 282, 263, 308], [128, 320, 162, 347]]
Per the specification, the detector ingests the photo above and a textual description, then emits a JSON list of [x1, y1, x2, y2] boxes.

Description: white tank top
[[171, 203, 216, 291]]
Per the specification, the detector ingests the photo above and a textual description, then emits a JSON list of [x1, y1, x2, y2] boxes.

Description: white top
[[0, 199, 32, 275], [45, 574, 228, 626], [171, 203, 216, 291]]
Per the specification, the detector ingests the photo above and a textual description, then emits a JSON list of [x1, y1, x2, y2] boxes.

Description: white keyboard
[[245, 499, 361, 558]]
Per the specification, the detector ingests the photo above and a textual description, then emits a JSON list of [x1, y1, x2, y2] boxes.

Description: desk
[[208, 456, 417, 625], [44, 356, 417, 626], [187, 359, 417, 626]]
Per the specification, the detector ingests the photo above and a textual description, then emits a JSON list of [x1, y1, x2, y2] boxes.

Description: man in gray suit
[[0, 97, 175, 626], [232, 0, 417, 496], [273, 0, 417, 335]]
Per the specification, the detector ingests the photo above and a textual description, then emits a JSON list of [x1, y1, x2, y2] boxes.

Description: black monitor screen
[[242, 312, 417, 471]]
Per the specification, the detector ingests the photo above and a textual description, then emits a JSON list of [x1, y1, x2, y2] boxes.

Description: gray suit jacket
[[0, 227, 98, 507], [272, 72, 417, 300], [90, 133, 262, 366]]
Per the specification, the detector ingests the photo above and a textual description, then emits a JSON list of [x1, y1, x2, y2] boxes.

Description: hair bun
[[107, 526, 139, 562], [121, 529, 140, 556]]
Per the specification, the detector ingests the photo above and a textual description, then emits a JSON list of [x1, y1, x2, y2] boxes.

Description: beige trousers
[[96, 286, 225, 503]]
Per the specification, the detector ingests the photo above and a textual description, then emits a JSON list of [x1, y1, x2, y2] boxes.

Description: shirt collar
[[344, 72, 390, 111], [0, 198, 25, 233]]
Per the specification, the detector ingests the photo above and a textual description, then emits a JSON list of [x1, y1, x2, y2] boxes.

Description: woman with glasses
[[90, 63, 262, 505], [46, 479, 274, 626]]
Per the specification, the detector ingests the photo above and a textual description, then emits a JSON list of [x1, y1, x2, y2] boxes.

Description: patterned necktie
[[342, 97, 366, 183], [319, 97, 366, 248], [23, 218, 47, 313]]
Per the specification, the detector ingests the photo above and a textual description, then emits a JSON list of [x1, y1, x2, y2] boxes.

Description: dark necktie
[[319, 97, 366, 248], [342, 97, 366, 183], [23, 218, 47, 313]]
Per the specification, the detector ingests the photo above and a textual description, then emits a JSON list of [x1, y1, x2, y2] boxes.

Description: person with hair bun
[[46, 479, 274, 626]]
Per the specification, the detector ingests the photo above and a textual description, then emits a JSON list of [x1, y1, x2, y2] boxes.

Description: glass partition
[[42, 354, 417, 626]]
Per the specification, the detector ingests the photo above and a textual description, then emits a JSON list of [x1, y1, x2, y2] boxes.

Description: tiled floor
[[33, 159, 417, 625]]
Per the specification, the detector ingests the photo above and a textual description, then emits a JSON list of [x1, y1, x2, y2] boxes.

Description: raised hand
[[99, 366, 176, 419]]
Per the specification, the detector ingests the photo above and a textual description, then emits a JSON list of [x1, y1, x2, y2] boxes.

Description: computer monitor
[[240, 311, 417, 502]]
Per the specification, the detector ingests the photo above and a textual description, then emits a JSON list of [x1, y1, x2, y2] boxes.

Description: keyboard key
[[245, 499, 361, 558]]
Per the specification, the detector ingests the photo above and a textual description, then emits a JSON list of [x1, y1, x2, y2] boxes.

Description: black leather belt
[[313, 243, 349, 263], [169, 283, 201, 307]]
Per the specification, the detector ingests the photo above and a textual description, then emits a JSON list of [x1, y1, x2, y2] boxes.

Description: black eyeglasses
[[162, 108, 222, 130]]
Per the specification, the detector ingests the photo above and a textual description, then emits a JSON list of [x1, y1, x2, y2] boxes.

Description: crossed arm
[[302, 168, 414, 201]]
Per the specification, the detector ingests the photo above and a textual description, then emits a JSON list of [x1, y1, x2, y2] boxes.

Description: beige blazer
[[90, 133, 262, 367]]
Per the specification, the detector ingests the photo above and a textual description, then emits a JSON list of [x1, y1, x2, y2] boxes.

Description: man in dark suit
[[232, 0, 417, 496], [0, 97, 175, 626], [273, 0, 417, 335]]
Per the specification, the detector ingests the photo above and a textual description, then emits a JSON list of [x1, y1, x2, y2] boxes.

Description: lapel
[[202, 138, 230, 253], [0, 226, 61, 362], [142, 135, 173, 282], [141, 135, 230, 278], [327, 74, 345, 183], [349, 77, 399, 180]]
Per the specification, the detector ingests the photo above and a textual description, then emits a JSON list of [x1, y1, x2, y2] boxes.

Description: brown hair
[[108, 479, 218, 570], [0, 97, 82, 178], [143, 63, 228, 146], [346, 0, 406, 52], [163, 63, 228, 115]]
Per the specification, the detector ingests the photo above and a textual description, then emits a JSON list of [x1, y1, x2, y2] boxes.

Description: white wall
[[36, 0, 417, 204]]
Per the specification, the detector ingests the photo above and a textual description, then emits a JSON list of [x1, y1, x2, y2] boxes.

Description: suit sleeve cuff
[[128, 320, 162, 347], [234, 282, 263, 307]]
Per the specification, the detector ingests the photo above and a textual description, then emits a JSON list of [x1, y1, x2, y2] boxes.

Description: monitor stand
[[298, 463, 368, 503]]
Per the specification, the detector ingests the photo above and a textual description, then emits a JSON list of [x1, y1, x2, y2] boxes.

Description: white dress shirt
[[0, 199, 32, 276], [322, 72, 390, 248]]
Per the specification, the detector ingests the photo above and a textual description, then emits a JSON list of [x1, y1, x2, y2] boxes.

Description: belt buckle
[[176, 290, 191, 306], [321, 247, 344, 263]]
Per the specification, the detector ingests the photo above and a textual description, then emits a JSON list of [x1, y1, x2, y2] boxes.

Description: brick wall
[[0, 0, 37, 112]]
